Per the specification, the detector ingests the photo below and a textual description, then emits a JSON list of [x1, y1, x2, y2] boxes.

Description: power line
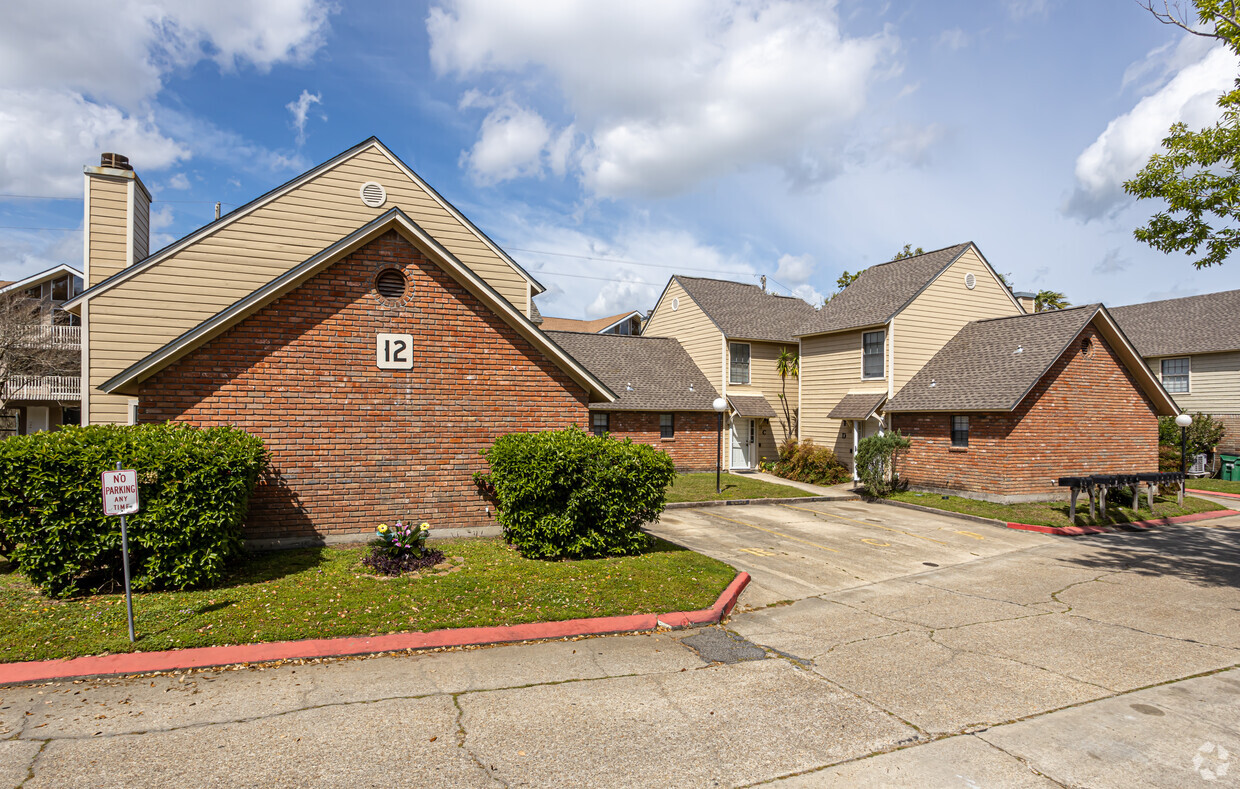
[[0, 225, 78, 232], [0, 193, 237, 206]]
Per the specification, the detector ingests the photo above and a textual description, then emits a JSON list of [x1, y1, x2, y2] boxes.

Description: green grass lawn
[[1185, 478, 1240, 495], [0, 537, 736, 663], [889, 490, 1224, 529], [666, 472, 814, 502]]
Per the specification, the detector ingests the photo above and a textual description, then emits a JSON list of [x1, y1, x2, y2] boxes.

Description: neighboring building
[[68, 142, 615, 544], [797, 243, 1025, 468], [1111, 289, 1240, 452], [545, 331, 722, 470], [539, 310, 643, 335], [887, 306, 1177, 502], [643, 276, 819, 470], [0, 264, 84, 435]]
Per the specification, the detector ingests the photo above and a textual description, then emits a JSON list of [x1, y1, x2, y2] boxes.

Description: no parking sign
[[102, 465, 139, 641]]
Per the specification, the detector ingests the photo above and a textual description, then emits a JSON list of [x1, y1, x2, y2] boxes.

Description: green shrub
[[771, 439, 850, 485], [476, 426, 675, 560], [1158, 412, 1226, 458], [855, 431, 911, 497], [0, 423, 267, 597]]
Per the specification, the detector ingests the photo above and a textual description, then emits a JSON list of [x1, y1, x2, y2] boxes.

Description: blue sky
[[3, 0, 1239, 318]]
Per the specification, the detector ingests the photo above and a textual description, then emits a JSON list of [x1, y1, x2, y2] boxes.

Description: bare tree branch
[[1136, 0, 1240, 42]]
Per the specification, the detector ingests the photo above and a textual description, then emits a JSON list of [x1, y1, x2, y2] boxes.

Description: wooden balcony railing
[[15, 325, 81, 348], [2, 375, 81, 401]]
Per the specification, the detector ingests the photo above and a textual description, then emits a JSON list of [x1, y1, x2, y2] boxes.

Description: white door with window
[[730, 417, 755, 469]]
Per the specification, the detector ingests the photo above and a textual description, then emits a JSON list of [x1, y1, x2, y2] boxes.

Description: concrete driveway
[[4, 503, 1240, 788]]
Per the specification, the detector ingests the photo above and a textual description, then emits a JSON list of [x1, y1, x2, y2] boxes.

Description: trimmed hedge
[[0, 424, 267, 597], [476, 426, 675, 560]]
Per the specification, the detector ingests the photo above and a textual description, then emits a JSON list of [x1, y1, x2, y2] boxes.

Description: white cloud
[[460, 97, 553, 183], [167, 173, 192, 190], [937, 28, 970, 51], [286, 89, 323, 145], [1067, 42, 1239, 220], [791, 282, 825, 305], [775, 253, 815, 283], [1007, 0, 1049, 20], [1093, 248, 1127, 275], [0, 89, 188, 196], [429, 0, 899, 198], [0, 0, 332, 196]]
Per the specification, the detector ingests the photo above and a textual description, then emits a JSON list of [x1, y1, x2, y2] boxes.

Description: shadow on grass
[[229, 546, 331, 585], [1057, 523, 1240, 590], [645, 536, 692, 555]]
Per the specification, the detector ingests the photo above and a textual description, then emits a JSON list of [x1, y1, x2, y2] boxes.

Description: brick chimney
[[83, 152, 151, 288]]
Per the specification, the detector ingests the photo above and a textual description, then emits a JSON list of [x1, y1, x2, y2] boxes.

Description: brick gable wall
[[596, 411, 721, 471], [893, 324, 1159, 501], [138, 230, 589, 541]]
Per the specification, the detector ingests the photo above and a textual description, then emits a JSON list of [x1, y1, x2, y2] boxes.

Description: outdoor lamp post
[[1176, 412, 1193, 476], [713, 397, 728, 494]]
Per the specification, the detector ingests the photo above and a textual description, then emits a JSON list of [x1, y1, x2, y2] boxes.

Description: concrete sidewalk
[[736, 469, 858, 498], [5, 509, 1238, 787]]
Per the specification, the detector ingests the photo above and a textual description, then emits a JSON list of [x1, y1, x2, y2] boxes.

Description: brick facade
[[893, 324, 1159, 502], [139, 230, 590, 541], [1212, 414, 1240, 454], [595, 410, 721, 471]]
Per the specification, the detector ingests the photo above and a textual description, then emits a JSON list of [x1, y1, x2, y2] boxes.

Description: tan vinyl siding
[[728, 339, 799, 444], [799, 329, 886, 462], [87, 176, 129, 287], [1149, 351, 1240, 413], [643, 279, 723, 387], [890, 246, 1021, 393], [85, 144, 532, 424]]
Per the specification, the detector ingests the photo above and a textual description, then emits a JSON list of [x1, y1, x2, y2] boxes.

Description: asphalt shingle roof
[[727, 395, 777, 419], [1110, 289, 1240, 357], [886, 305, 1100, 413], [827, 392, 888, 420], [545, 330, 720, 411], [673, 276, 821, 343], [799, 243, 974, 336]]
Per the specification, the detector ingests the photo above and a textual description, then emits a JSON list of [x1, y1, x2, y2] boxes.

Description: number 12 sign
[[376, 333, 414, 370]]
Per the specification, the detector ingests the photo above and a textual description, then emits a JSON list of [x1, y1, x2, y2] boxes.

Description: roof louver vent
[[964, 272, 976, 290], [376, 269, 406, 299], [360, 181, 387, 208]]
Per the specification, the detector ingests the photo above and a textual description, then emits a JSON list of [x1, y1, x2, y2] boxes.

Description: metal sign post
[[102, 462, 140, 642]]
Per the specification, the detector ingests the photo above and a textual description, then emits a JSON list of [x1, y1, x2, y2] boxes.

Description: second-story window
[[730, 343, 750, 385], [862, 330, 885, 379]]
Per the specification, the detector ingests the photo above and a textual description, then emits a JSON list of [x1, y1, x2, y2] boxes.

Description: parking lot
[[4, 502, 1240, 787], [649, 500, 1054, 607]]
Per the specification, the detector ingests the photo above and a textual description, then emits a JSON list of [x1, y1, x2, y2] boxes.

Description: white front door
[[731, 417, 754, 469], [25, 406, 49, 434]]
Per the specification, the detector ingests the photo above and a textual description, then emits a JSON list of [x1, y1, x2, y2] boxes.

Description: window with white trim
[[1161, 357, 1189, 393], [862, 331, 885, 379], [730, 343, 750, 385], [591, 412, 610, 436]]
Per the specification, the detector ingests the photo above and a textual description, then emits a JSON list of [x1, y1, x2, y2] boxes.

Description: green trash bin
[[1222, 454, 1238, 481]]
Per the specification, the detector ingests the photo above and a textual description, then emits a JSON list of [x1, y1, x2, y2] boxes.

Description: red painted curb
[[1188, 488, 1240, 500], [1005, 508, 1240, 536], [0, 572, 751, 686]]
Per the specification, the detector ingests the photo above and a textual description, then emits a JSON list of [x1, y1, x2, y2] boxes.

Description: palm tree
[[776, 347, 799, 444], [1034, 290, 1070, 312]]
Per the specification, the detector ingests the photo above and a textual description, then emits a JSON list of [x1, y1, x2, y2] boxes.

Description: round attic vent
[[964, 272, 977, 290], [671, 297, 680, 311], [376, 269, 406, 299], [360, 181, 387, 208]]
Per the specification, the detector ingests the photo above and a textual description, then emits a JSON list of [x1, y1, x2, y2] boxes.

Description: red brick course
[[597, 410, 721, 471], [139, 230, 589, 540], [893, 324, 1159, 501]]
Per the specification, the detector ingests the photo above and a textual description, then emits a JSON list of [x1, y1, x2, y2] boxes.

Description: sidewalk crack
[[452, 694, 507, 788]]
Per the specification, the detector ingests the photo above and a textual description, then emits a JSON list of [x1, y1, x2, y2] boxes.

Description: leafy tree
[[1125, 1, 1240, 267], [775, 347, 799, 443], [855, 431, 912, 497], [1033, 290, 1070, 311], [824, 269, 864, 305], [890, 244, 925, 260]]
